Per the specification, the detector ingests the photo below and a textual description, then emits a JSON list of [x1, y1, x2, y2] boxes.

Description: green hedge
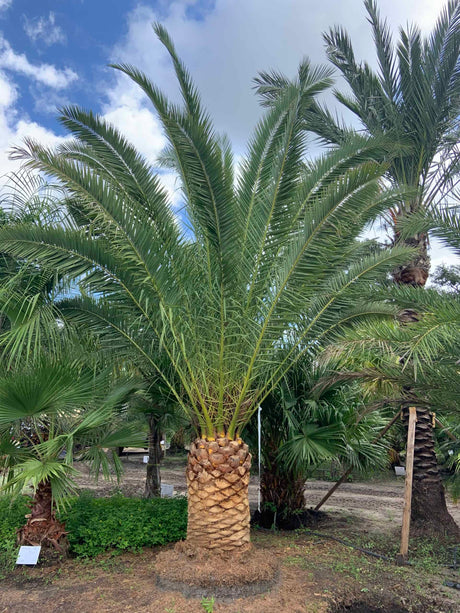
[[0, 496, 30, 575], [61, 493, 187, 557], [0, 492, 187, 569]]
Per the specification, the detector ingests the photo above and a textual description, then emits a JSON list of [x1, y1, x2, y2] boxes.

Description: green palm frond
[[0, 351, 143, 505], [255, 1, 460, 240], [0, 25, 413, 440]]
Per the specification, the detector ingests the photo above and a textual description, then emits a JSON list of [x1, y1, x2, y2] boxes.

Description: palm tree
[[0, 352, 143, 552], [0, 25, 411, 553], [323, 281, 460, 538], [255, 0, 460, 537], [127, 378, 187, 498], [248, 367, 388, 529]]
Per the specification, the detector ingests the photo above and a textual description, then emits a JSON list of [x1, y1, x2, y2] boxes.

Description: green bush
[[0, 492, 187, 566], [60, 493, 187, 557], [0, 495, 30, 575]]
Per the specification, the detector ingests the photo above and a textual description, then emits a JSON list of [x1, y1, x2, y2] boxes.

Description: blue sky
[[0, 0, 142, 135], [0, 0, 456, 268]]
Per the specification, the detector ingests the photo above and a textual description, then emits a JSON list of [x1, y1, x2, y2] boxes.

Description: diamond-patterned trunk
[[186, 437, 251, 551], [403, 407, 460, 537]]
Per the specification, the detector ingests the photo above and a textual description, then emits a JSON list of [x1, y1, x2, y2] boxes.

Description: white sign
[[16, 546, 41, 565], [161, 483, 174, 498], [394, 466, 406, 476], [143, 455, 149, 463]]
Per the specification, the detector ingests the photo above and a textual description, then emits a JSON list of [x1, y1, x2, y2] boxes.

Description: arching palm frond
[[0, 25, 411, 443]]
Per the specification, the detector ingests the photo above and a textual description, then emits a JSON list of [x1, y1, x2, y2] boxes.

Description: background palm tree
[[255, 0, 460, 537], [0, 351, 143, 552], [0, 25, 411, 553], [248, 365, 388, 529], [126, 378, 187, 498], [321, 279, 460, 538]]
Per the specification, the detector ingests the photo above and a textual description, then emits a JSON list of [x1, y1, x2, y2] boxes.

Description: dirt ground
[[1, 453, 459, 613]]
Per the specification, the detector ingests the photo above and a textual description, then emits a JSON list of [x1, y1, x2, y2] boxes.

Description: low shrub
[[59, 492, 187, 557], [0, 492, 187, 566], [0, 495, 30, 575]]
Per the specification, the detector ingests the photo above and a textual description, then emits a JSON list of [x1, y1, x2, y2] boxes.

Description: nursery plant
[[0, 25, 411, 553]]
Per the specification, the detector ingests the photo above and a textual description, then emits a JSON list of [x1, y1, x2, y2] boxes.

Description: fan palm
[[255, 0, 460, 536], [0, 25, 412, 553], [0, 352, 143, 551], [248, 367, 388, 528]]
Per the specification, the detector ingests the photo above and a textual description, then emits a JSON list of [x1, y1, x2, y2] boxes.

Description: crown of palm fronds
[[256, 1, 460, 222], [320, 283, 460, 416], [0, 25, 413, 439]]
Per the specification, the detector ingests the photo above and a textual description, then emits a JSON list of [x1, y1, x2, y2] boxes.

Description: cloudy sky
[[0, 0, 455, 267]]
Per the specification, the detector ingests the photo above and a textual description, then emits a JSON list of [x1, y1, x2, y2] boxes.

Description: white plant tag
[[161, 483, 174, 497], [16, 546, 41, 565]]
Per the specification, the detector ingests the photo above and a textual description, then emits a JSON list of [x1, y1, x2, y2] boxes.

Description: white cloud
[[107, 0, 446, 154], [101, 85, 176, 206], [0, 36, 77, 89], [103, 100, 166, 165], [0, 70, 65, 184], [157, 170, 183, 210], [23, 11, 66, 46], [103, 0, 457, 259], [0, 0, 12, 12], [0, 69, 16, 108]]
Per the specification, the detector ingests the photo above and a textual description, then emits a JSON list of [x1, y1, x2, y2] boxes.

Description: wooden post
[[396, 406, 417, 565]]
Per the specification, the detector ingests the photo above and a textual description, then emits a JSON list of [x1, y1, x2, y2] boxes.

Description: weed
[[164, 599, 176, 613], [283, 555, 310, 570], [201, 595, 215, 612]]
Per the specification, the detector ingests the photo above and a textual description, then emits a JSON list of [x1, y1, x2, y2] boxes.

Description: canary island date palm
[[0, 25, 412, 553], [256, 0, 460, 536], [0, 353, 144, 551]]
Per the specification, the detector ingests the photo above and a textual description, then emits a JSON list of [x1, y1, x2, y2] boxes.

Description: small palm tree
[[321, 280, 460, 538], [0, 353, 143, 551], [127, 379, 187, 498], [248, 366, 388, 528], [0, 25, 411, 553]]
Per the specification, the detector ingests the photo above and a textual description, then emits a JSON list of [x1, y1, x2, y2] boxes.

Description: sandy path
[[73, 453, 460, 532]]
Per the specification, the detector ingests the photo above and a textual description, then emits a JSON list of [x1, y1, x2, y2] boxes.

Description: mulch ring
[[154, 542, 280, 599]]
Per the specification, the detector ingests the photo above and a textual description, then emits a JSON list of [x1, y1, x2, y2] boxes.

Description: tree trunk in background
[[144, 415, 163, 498], [392, 232, 430, 287], [18, 480, 68, 552], [259, 448, 306, 524], [395, 234, 459, 537], [169, 427, 186, 453], [186, 436, 251, 552], [402, 406, 459, 538]]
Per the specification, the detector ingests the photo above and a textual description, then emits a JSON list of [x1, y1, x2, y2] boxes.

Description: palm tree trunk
[[144, 415, 163, 498], [395, 235, 459, 537], [169, 427, 186, 453], [258, 450, 306, 528], [392, 231, 430, 287], [18, 480, 68, 552], [186, 436, 251, 552], [403, 406, 459, 537]]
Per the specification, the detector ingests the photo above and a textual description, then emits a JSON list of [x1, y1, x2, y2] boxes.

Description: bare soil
[[1, 452, 459, 613]]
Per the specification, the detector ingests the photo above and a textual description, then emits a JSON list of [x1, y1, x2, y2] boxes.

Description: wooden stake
[[396, 406, 417, 565]]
